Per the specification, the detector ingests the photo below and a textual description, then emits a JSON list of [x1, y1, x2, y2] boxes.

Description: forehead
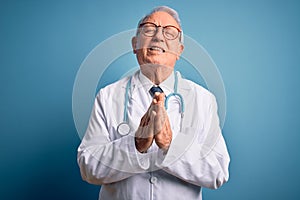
[[143, 11, 180, 28]]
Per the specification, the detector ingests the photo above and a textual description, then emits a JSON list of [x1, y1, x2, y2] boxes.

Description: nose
[[152, 26, 164, 42]]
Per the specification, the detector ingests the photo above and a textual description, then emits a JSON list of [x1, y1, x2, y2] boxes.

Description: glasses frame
[[138, 22, 182, 41]]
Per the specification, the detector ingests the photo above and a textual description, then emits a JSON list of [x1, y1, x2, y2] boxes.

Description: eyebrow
[[139, 22, 181, 31]]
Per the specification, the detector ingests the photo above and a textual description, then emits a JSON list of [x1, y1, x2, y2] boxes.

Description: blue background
[[1, 0, 300, 199]]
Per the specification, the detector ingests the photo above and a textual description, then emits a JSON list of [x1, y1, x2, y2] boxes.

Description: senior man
[[77, 6, 230, 200]]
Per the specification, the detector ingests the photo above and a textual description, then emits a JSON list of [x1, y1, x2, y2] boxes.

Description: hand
[[153, 93, 172, 151], [135, 92, 173, 153], [135, 103, 156, 153]]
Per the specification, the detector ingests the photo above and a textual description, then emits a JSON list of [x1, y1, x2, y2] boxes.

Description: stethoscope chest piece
[[117, 122, 131, 136]]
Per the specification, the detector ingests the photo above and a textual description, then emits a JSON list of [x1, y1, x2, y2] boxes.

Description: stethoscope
[[117, 71, 185, 136]]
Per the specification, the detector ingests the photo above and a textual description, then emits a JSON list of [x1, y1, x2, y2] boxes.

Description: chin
[[146, 57, 172, 67]]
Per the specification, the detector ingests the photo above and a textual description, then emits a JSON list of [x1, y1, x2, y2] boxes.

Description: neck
[[140, 64, 173, 85]]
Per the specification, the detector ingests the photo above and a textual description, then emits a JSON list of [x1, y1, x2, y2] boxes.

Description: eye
[[144, 27, 155, 34], [164, 26, 179, 39], [142, 24, 156, 36]]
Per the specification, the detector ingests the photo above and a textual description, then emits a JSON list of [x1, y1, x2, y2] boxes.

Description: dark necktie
[[149, 86, 164, 97]]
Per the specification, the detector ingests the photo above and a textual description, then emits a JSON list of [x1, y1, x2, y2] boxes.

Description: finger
[[152, 98, 158, 104], [144, 110, 156, 137], [154, 110, 166, 134], [157, 93, 165, 103], [155, 124, 172, 150], [140, 115, 146, 127], [156, 114, 172, 135], [164, 115, 171, 129], [153, 93, 165, 107], [154, 92, 161, 98]]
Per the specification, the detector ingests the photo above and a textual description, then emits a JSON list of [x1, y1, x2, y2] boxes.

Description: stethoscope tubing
[[118, 71, 184, 136]]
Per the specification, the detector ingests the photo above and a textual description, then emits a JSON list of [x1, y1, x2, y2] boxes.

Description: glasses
[[139, 22, 181, 40]]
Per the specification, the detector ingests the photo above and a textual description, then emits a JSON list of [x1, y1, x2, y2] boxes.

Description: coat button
[[150, 176, 157, 184]]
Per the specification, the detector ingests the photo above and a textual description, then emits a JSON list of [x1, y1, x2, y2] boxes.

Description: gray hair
[[136, 6, 184, 43]]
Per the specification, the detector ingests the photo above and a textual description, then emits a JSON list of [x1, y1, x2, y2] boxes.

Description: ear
[[131, 36, 137, 54], [176, 44, 184, 60]]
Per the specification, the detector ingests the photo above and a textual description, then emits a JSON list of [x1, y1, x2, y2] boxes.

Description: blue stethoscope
[[117, 71, 185, 136]]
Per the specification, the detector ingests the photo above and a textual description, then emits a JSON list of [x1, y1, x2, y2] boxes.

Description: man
[[77, 6, 230, 200]]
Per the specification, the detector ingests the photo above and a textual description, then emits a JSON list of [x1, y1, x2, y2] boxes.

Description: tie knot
[[149, 86, 164, 97]]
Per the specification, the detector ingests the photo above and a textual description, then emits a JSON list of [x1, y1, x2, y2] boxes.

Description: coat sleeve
[[156, 94, 230, 189], [77, 90, 150, 185]]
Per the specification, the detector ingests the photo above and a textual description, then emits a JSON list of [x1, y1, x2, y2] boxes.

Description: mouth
[[148, 46, 165, 53]]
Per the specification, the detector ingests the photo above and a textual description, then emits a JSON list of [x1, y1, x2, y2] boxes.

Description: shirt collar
[[138, 70, 175, 96]]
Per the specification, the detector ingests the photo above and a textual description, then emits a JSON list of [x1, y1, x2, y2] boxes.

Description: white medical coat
[[77, 70, 230, 200]]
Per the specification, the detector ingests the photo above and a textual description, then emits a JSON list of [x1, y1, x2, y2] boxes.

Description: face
[[132, 11, 184, 70]]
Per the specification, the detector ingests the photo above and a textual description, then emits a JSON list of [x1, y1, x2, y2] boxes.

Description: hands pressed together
[[135, 92, 172, 153]]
